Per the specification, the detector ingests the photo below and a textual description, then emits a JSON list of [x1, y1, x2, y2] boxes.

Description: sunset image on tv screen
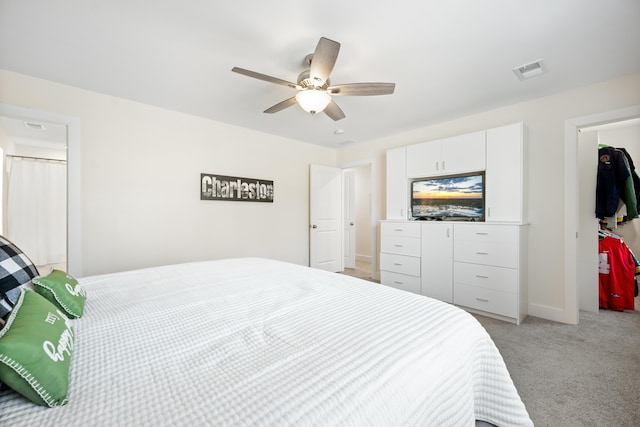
[[412, 175, 484, 219]]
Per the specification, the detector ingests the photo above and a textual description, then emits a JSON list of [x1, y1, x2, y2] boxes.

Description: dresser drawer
[[454, 223, 519, 244], [381, 271, 421, 295], [454, 240, 518, 268], [381, 235, 421, 256], [380, 253, 421, 276], [454, 262, 518, 293], [381, 221, 422, 238], [454, 284, 517, 318]]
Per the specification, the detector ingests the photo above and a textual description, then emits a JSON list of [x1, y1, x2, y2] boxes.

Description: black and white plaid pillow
[[0, 236, 39, 318]]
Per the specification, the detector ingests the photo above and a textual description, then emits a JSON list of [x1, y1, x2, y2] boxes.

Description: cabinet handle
[[394, 281, 404, 285], [442, 160, 445, 170], [394, 228, 404, 232], [476, 252, 489, 255], [476, 275, 489, 279], [394, 244, 404, 247], [400, 209, 404, 218], [488, 207, 491, 217], [476, 297, 489, 302], [476, 232, 489, 235], [446, 228, 450, 238], [393, 263, 403, 266]]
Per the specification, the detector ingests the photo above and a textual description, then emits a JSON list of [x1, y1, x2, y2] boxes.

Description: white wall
[[338, 72, 640, 323], [0, 70, 336, 276]]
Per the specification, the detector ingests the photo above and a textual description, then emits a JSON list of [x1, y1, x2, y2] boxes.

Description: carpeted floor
[[473, 298, 640, 427]]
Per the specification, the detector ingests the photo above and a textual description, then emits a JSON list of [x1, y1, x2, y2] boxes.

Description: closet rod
[[6, 154, 67, 163]]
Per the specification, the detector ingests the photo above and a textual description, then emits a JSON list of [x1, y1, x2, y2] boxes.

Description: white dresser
[[452, 223, 527, 324], [380, 221, 528, 324], [379, 222, 421, 294]]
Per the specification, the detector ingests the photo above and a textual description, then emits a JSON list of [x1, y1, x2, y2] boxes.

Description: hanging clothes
[[598, 235, 636, 311], [596, 146, 638, 220]]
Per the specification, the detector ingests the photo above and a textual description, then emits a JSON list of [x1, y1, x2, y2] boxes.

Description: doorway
[[340, 159, 379, 282], [0, 104, 82, 276], [565, 105, 640, 324], [0, 115, 67, 272]]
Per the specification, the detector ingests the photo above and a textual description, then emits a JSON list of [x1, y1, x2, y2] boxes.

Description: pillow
[[0, 289, 74, 407], [32, 270, 86, 319], [0, 236, 39, 318]]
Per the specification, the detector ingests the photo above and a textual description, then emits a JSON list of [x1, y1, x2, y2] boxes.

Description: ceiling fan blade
[[328, 82, 396, 96], [263, 97, 297, 114], [309, 37, 340, 85], [232, 67, 300, 89], [323, 100, 345, 121]]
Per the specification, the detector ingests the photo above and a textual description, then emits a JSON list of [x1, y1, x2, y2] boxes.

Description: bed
[[0, 257, 533, 426]]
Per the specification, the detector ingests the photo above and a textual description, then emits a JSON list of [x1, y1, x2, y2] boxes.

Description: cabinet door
[[486, 123, 524, 222], [440, 131, 486, 174], [421, 223, 453, 303], [386, 147, 408, 219], [406, 141, 442, 178]]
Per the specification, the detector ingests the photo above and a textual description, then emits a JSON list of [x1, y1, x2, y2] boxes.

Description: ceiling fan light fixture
[[295, 89, 331, 115]]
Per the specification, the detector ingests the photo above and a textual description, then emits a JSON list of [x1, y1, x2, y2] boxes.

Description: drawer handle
[[393, 263, 403, 266], [476, 297, 489, 302], [394, 244, 404, 247], [476, 252, 489, 255], [476, 232, 489, 235], [475, 275, 489, 279], [394, 229, 404, 232], [394, 281, 404, 285]]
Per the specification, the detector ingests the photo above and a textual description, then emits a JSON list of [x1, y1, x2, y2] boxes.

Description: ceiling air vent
[[513, 59, 546, 80]]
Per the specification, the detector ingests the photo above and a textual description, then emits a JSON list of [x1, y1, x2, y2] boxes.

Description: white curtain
[[6, 157, 67, 266]]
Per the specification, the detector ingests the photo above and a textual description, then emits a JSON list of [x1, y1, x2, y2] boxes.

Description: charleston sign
[[200, 173, 274, 202]]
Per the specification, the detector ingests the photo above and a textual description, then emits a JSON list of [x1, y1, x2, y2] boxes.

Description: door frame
[[563, 104, 640, 324], [339, 158, 379, 281], [0, 103, 82, 276]]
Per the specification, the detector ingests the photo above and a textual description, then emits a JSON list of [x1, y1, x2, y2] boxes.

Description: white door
[[421, 223, 453, 303], [343, 169, 356, 269], [310, 164, 343, 272], [577, 130, 599, 312]]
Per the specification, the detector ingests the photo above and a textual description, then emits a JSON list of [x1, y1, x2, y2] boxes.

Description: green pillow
[[0, 289, 74, 407], [32, 269, 86, 318]]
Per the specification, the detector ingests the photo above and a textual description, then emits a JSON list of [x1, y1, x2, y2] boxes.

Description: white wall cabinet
[[485, 122, 527, 223], [406, 131, 486, 178], [420, 223, 453, 303], [386, 147, 408, 220]]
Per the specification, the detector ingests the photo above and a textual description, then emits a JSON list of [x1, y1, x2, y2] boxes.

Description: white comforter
[[0, 258, 532, 426]]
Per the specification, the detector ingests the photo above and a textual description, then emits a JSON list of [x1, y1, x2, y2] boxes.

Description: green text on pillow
[[0, 290, 74, 407], [32, 270, 86, 318]]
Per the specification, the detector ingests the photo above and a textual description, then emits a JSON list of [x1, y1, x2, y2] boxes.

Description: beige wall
[[0, 70, 336, 276], [338, 72, 640, 322]]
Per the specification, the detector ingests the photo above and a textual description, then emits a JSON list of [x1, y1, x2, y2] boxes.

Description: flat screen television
[[411, 172, 485, 221]]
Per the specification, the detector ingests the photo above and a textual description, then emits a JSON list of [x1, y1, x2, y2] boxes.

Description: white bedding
[[0, 258, 532, 426]]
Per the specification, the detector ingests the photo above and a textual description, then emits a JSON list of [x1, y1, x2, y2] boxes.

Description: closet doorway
[[566, 105, 640, 324]]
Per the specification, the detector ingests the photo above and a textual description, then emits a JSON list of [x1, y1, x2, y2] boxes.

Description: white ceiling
[[1, 0, 639, 148]]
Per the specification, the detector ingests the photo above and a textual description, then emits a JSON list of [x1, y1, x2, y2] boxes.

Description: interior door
[[310, 164, 343, 272], [343, 169, 356, 269], [578, 130, 600, 312]]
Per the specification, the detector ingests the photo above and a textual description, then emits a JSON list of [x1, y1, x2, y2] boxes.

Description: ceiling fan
[[231, 37, 395, 121]]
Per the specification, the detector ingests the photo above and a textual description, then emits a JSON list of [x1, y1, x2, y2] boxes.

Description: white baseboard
[[356, 254, 372, 263], [528, 303, 575, 324]]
